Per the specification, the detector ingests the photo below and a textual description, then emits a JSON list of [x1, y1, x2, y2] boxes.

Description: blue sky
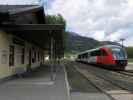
[[1, 0, 133, 46]]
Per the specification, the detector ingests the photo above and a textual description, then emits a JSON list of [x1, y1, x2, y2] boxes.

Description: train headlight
[[113, 54, 117, 60]]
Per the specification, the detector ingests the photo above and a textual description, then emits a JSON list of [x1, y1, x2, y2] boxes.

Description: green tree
[[45, 14, 66, 26], [126, 47, 133, 58], [45, 14, 68, 52]]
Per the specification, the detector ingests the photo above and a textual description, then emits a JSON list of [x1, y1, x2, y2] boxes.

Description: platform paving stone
[[71, 92, 111, 100], [126, 63, 133, 70], [0, 65, 69, 100]]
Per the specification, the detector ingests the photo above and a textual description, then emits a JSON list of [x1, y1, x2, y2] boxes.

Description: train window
[[90, 51, 95, 56], [91, 50, 101, 56], [82, 53, 88, 58], [78, 55, 81, 59], [111, 48, 127, 59]]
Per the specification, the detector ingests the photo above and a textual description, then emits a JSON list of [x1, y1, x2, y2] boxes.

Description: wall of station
[[0, 30, 45, 79]]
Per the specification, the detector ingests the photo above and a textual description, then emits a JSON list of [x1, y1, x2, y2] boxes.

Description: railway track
[[66, 62, 116, 100], [73, 69, 116, 100], [70, 61, 133, 100], [116, 70, 133, 77], [87, 66, 133, 92]]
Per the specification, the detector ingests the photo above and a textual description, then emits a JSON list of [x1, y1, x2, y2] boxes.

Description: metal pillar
[[50, 35, 54, 80], [50, 30, 57, 81], [120, 38, 125, 48]]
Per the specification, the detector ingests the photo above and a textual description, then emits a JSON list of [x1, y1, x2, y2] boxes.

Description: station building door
[[27, 49, 32, 72]]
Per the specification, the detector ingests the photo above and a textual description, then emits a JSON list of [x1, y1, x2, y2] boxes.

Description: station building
[[0, 5, 65, 79]]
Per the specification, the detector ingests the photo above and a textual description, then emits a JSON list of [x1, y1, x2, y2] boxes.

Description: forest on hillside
[[126, 47, 133, 58]]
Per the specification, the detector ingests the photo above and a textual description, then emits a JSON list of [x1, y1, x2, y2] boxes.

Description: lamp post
[[120, 38, 125, 48]]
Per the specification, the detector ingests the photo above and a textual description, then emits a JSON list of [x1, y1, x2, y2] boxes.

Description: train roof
[[77, 45, 122, 55]]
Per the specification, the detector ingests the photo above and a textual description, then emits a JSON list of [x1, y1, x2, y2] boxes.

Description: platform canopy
[[1, 24, 65, 48], [0, 5, 65, 58]]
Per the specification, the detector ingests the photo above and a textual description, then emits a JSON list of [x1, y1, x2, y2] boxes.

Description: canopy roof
[[0, 5, 65, 58]]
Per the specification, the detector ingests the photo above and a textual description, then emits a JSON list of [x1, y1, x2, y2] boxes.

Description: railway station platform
[[0, 64, 70, 100], [125, 63, 133, 70]]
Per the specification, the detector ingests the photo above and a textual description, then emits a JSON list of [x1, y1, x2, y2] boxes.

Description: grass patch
[[65, 63, 99, 93], [128, 59, 133, 63]]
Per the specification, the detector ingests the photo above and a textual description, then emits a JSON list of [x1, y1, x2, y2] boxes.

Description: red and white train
[[76, 45, 128, 70]]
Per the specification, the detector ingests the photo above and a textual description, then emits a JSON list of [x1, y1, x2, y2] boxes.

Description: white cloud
[[46, 0, 133, 46], [125, 37, 133, 46], [1, 0, 133, 46], [92, 31, 105, 41]]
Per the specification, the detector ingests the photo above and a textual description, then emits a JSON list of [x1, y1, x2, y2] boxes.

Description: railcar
[[76, 45, 128, 70]]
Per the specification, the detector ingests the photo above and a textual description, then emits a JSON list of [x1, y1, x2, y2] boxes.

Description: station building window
[[32, 50, 37, 63], [32, 51, 35, 63], [21, 48, 25, 64], [34, 51, 37, 62], [38, 51, 40, 61], [9, 45, 14, 66]]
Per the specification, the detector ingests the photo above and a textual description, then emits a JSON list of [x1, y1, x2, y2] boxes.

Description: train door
[[96, 49, 103, 64], [101, 49, 108, 64]]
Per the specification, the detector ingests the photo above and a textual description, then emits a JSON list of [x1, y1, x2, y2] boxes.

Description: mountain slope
[[65, 32, 100, 54], [65, 32, 122, 54]]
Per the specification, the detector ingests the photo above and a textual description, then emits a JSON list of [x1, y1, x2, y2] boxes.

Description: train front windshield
[[111, 47, 127, 60]]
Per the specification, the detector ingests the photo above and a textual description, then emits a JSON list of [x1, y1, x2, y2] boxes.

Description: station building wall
[[0, 30, 45, 79]]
